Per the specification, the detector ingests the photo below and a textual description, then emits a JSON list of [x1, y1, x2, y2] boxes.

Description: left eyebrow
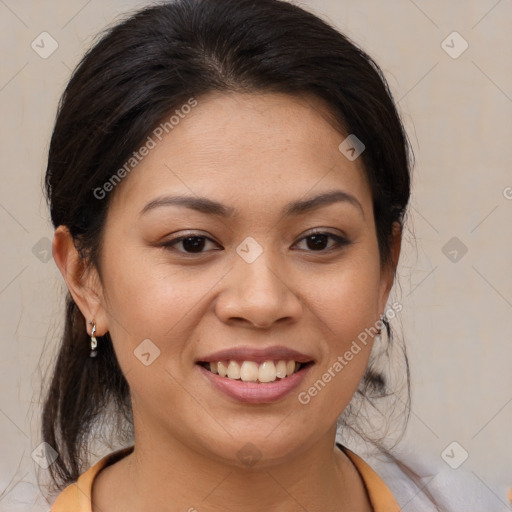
[[139, 189, 364, 219]]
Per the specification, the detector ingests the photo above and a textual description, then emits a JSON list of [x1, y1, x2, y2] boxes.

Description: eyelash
[[160, 230, 351, 256]]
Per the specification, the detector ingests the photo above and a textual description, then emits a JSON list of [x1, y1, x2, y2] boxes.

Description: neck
[[95, 423, 369, 512]]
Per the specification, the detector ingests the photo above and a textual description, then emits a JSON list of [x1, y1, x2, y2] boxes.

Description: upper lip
[[196, 346, 315, 364]]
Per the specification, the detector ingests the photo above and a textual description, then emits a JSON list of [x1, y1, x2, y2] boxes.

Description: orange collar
[[51, 444, 400, 512]]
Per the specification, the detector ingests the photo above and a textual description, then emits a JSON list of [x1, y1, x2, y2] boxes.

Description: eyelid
[[161, 231, 221, 254], [160, 229, 351, 255], [301, 227, 348, 240], [293, 230, 350, 252]]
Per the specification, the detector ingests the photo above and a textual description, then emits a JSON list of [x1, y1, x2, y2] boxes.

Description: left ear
[[378, 221, 402, 314]]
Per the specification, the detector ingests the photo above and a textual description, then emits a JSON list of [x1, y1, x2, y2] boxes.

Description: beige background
[[0, 0, 511, 510]]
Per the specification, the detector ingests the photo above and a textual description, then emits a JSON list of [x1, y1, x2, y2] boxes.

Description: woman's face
[[81, 91, 398, 465]]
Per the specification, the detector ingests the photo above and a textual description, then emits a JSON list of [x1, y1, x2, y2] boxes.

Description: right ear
[[52, 225, 109, 336]]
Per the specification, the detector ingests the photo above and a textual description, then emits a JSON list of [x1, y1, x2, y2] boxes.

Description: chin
[[202, 431, 313, 470]]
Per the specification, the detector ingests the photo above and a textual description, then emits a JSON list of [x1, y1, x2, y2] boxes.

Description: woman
[[42, 0, 438, 510]]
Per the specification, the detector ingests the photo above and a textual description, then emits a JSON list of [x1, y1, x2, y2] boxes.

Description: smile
[[198, 359, 312, 383], [197, 360, 314, 403]]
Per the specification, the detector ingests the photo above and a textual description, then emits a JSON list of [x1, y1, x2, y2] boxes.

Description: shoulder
[[50, 446, 134, 512], [359, 443, 506, 512], [337, 442, 402, 512]]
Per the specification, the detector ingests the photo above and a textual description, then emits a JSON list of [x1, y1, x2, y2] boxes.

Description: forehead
[[107, 91, 371, 219]]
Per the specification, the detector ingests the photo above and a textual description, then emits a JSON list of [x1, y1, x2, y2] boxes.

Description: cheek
[[315, 247, 382, 330], [308, 249, 381, 401], [99, 246, 221, 369]]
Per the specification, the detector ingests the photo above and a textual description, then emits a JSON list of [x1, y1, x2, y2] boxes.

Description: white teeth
[[258, 361, 276, 383], [275, 360, 287, 378], [227, 360, 241, 379], [240, 361, 259, 381], [217, 361, 228, 377], [206, 359, 304, 383]]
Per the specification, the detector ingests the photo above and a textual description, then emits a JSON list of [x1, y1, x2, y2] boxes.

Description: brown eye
[[162, 234, 220, 254], [161, 230, 350, 256], [294, 232, 350, 252]]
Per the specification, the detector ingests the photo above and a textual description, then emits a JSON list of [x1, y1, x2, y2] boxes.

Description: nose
[[214, 250, 303, 329]]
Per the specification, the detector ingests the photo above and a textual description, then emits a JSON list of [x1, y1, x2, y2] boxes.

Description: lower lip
[[197, 364, 313, 404]]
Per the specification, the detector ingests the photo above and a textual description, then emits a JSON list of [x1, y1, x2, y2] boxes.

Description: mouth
[[195, 347, 315, 403], [197, 359, 314, 384]]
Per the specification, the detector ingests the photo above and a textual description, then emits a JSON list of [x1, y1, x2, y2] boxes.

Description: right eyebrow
[[139, 189, 364, 220]]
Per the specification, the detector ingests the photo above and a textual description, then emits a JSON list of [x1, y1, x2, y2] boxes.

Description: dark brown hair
[[42, 0, 438, 507]]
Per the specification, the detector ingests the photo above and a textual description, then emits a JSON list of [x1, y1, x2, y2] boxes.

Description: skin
[[53, 91, 401, 512]]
